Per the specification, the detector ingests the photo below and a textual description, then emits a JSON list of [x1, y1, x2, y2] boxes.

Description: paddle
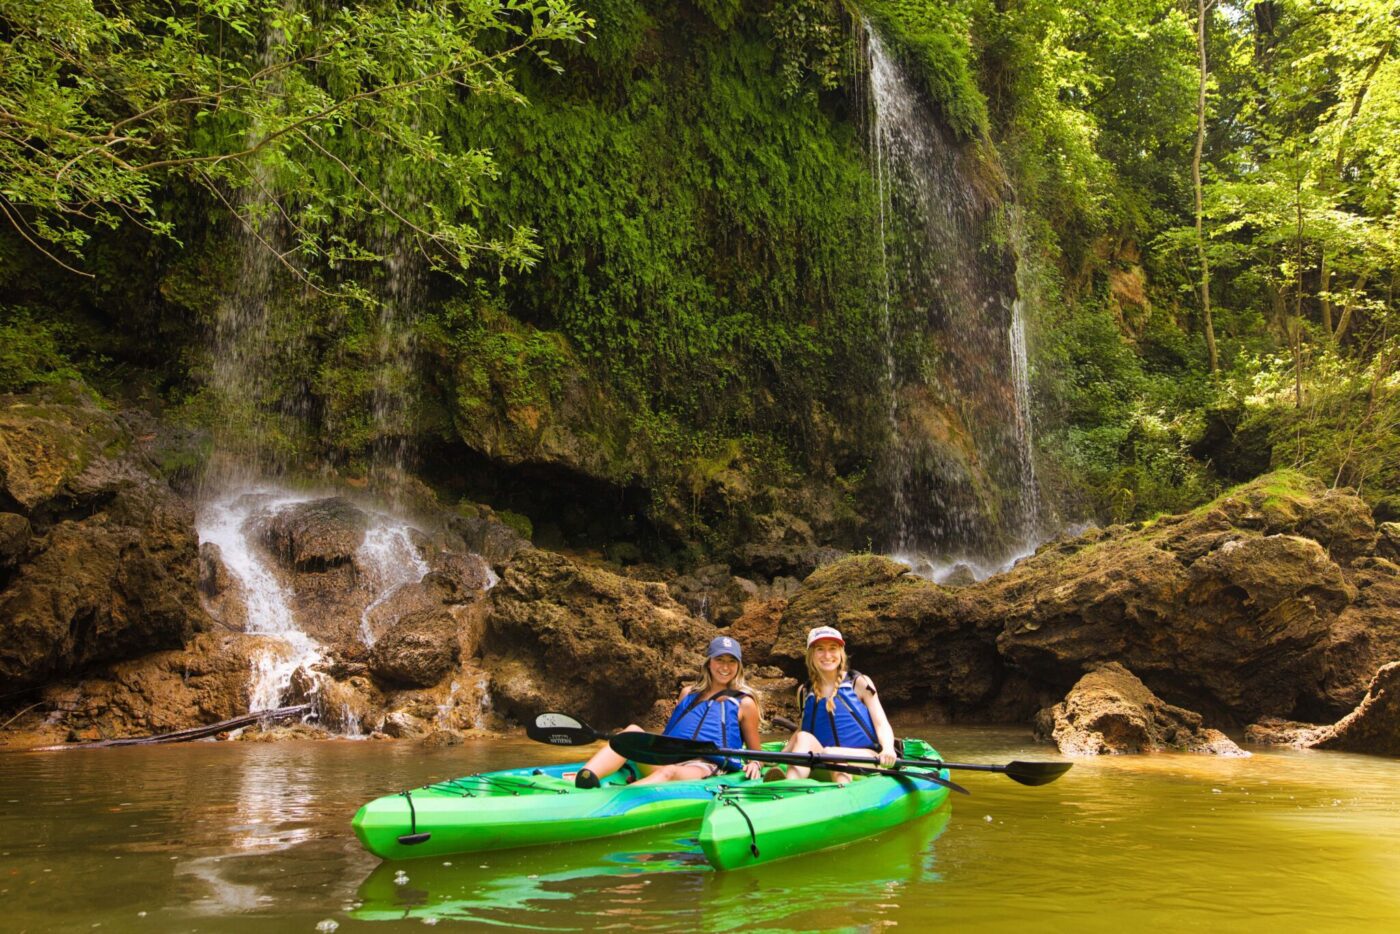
[[772, 714, 1070, 786], [609, 731, 970, 795], [525, 712, 615, 746]]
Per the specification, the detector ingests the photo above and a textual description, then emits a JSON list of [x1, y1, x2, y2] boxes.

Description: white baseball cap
[[806, 625, 845, 648]]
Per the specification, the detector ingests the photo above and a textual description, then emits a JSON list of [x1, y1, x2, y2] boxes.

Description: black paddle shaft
[[608, 732, 969, 794]]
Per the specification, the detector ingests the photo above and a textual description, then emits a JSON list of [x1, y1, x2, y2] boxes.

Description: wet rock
[[986, 500, 1359, 723], [360, 582, 443, 644], [726, 597, 787, 664], [382, 710, 431, 738], [482, 548, 716, 726], [0, 512, 31, 566], [730, 542, 846, 581], [197, 541, 248, 630], [669, 564, 754, 625], [1242, 716, 1327, 747], [772, 555, 996, 716], [446, 511, 531, 568], [255, 497, 368, 570], [1034, 663, 1248, 756], [1377, 522, 1400, 561], [1309, 662, 1400, 756], [37, 632, 268, 739], [422, 551, 494, 602], [368, 609, 461, 687], [0, 390, 208, 690]]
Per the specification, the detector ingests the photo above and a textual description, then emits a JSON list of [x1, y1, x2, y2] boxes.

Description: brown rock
[[1034, 663, 1248, 756], [368, 609, 461, 687], [773, 554, 997, 715], [0, 512, 31, 565], [1310, 662, 1400, 756], [482, 548, 716, 726], [727, 597, 787, 664], [1242, 716, 1327, 746], [1377, 523, 1400, 561], [254, 497, 368, 570]]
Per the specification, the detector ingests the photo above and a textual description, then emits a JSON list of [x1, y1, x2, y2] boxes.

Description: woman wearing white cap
[[570, 635, 764, 788], [768, 625, 897, 783]]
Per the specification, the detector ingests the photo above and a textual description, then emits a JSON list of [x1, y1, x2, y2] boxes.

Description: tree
[[0, 0, 589, 282]]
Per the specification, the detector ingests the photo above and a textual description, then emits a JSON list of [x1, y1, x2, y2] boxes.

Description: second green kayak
[[699, 738, 952, 870], [352, 758, 753, 861]]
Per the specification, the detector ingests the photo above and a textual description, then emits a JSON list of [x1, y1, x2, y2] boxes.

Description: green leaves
[[0, 0, 590, 282]]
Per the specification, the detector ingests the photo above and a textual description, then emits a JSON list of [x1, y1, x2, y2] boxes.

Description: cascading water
[[357, 522, 432, 645], [198, 491, 322, 712], [862, 23, 1043, 576]]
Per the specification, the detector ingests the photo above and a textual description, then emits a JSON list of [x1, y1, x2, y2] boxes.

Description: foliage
[[0, 0, 589, 283], [863, 0, 989, 138], [0, 307, 82, 391]]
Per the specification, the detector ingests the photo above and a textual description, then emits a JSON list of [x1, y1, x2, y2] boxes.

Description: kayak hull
[[352, 760, 746, 860], [699, 741, 951, 870]]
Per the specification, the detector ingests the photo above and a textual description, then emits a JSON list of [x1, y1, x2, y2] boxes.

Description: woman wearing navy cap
[[767, 625, 896, 783], [571, 634, 763, 788]]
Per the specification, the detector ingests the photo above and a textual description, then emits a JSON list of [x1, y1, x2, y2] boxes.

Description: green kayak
[[698, 738, 952, 870], [352, 759, 753, 861]]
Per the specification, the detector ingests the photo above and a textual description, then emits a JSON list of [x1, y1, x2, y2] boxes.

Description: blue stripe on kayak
[[590, 784, 722, 818]]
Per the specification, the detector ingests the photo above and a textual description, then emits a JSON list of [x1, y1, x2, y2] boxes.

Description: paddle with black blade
[[609, 731, 972, 795], [525, 712, 617, 746], [769, 715, 1071, 787]]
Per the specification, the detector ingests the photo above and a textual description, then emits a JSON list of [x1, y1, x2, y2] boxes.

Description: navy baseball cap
[[706, 635, 742, 662]]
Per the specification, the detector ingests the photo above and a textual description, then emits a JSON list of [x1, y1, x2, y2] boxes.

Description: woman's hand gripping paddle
[[609, 731, 971, 794]]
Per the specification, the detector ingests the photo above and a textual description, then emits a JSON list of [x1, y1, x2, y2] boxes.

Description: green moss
[[862, 0, 990, 139], [497, 510, 534, 540]]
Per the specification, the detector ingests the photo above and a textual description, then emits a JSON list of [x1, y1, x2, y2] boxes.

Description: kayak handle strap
[[724, 797, 761, 858], [397, 790, 431, 846]]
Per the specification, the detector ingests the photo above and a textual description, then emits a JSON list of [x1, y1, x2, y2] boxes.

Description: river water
[[2, 725, 1397, 932]]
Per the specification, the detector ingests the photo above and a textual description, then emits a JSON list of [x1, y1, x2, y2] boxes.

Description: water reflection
[[352, 807, 952, 930]]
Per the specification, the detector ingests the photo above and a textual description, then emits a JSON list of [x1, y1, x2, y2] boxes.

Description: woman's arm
[[737, 695, 763, 780], [856, 675, 897, 766]]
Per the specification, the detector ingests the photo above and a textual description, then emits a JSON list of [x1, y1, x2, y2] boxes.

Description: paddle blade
[[525, 712, 599, 746], [1003, 761, 1073, 786], [608, 731, 713, 764]]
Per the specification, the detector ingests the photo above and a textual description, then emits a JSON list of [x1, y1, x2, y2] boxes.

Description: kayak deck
[[698, 739, 951, 870], [353, 759, 751, 861]]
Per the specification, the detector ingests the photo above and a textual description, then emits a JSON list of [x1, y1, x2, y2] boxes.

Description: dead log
[[34, 704, 313, 751]]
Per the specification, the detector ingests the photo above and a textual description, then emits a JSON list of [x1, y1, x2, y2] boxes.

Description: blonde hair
[[688, 653, 761, 718], [802, 641, 850, 718]]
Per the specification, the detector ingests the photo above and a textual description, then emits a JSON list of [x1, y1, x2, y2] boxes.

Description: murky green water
[[2, 725, 1398, 932]]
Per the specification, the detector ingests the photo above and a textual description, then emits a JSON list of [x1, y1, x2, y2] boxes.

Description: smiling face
[[707, 653, 740, 687], [808, 639, 846, 678]]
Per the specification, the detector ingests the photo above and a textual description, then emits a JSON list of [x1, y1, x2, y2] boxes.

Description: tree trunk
[[1193, 0, 1218, 373]]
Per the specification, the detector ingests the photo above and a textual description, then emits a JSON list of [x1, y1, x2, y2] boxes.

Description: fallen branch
[[34, 704, 313, 751]]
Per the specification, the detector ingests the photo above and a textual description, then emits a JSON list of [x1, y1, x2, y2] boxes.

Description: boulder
[[985, 474, 1369, 724], [38, 632, 268, 740], [726, 597, 787, 665], [447, 512, 531, 567], [0, 512, 31, 566], [669, 564, 755, 625], [254, 497, 368, 570], [1377, 522, 1400, 561], [772, 555, 1000, 716], [0, 390, 208, 690], [368, 609, 461, 687], [1309, 662, 1400, 756], [482, 548, 716, 726], [1034, 663, 1248, 756]]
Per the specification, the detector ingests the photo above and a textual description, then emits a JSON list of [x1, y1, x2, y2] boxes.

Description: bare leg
[[575, 724, 649, 782], [772, 731, 824, 781], [630, 760, 717, 786]]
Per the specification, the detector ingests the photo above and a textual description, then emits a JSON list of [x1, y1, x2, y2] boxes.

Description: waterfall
[[198, 491, 322, 712], [862, 22, 1042, 573], [356, 521, 432, 645]]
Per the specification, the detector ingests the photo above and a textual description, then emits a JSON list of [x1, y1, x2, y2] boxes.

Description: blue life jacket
[[801, 672, 879, 750], [662, 688, 749, 771]]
